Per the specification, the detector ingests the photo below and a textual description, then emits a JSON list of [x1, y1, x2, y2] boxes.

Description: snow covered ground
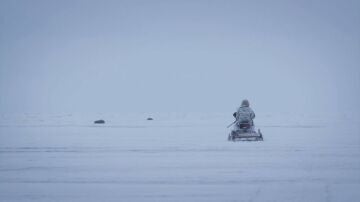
[[0, 113, 359, 202]]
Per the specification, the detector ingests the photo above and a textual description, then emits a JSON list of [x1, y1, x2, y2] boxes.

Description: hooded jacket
[[236, 106, 255, 123]]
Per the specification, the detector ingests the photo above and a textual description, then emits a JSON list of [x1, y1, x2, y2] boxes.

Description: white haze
[[0, 0, 359, 117]]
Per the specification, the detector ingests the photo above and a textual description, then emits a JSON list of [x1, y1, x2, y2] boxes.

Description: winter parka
[[236, 106, 255, 124]]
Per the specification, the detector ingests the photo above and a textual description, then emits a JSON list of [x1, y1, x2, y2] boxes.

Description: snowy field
[[0, 113, 359, 202]]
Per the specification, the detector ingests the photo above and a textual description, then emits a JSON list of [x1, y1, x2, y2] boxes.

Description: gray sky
[[0, 0, 359, 116]]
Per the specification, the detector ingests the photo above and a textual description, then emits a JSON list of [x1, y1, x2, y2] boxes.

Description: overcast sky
[[0, 0, 359, 116]]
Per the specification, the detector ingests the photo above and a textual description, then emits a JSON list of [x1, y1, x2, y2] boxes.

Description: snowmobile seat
[[237, 121, 252, 129]]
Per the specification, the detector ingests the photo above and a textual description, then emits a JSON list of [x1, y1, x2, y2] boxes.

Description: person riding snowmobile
[[233, 99, 255, 130]]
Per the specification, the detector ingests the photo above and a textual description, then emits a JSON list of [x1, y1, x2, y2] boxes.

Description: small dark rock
[[147, 117, 153, 121], [94, 120, 105, 124]]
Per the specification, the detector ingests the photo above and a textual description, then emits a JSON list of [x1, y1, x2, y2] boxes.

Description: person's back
[[236, 106, 255, 122], [235, 99, 255, 128]]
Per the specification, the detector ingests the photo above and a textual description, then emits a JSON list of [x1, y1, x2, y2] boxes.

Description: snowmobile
[[228, 121, 263, 141]]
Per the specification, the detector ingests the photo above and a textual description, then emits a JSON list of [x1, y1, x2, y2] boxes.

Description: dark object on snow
[[233, 112, 236, 118], [147, 117, 153, 120], [94, 120, 105, 124]]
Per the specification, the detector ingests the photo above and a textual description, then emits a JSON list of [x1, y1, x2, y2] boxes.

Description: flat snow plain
[[0, 113, 359, 202]]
